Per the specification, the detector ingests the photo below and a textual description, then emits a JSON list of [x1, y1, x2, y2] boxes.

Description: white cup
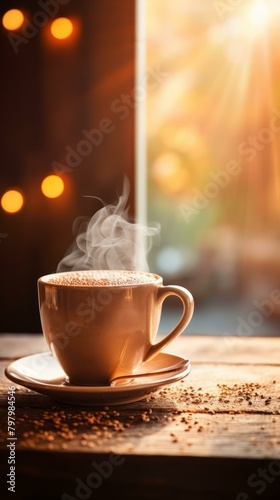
[[38, 270, 194, 386]]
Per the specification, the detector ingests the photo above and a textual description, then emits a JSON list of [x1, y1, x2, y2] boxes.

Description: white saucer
[[5, 352, 191, 406]]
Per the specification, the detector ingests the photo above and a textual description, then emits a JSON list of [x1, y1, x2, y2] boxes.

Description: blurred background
[[145, 0, 280, 336], [1, 0, 280, 337]]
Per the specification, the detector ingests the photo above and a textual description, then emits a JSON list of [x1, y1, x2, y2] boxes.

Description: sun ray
[[146, 0, 280, 288]]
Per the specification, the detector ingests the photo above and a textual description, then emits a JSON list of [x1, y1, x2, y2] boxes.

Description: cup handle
[[143, 285, 194, 363]]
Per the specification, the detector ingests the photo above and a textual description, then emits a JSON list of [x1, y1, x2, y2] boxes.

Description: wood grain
[[0, 334, 279, 500]]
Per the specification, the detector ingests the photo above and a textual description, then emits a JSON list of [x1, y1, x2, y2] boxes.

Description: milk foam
[[46, 270, 158, 286]]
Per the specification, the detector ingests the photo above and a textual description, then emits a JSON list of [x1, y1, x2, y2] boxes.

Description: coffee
[[45, 270, 159, 287], [38, 270, 194, 385]]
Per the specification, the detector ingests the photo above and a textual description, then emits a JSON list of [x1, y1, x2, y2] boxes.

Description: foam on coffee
[[46, 270, 159, 286]]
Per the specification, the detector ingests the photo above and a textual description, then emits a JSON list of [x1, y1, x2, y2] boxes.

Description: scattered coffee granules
[[0, 377, 278, 451], [0, 405, 166, 451], [152, 378, 279, 415]]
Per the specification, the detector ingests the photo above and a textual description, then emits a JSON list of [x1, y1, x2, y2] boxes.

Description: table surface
[[0, 333, 279, 500]]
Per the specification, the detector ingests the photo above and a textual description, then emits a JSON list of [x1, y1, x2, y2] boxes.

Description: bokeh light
[[1, 190, 24, 214], [50, 18, 73, 40], [2, 9, 24, 31], [156, 247, 186, 276], [151, 152, 190, 195], [41, 175, 64, 199]]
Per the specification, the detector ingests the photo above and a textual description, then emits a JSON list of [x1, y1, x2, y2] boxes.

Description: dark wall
[[0, 0, 135, 332]]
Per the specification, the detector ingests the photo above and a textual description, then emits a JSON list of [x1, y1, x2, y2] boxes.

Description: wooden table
[[0, 333, 279, 500]]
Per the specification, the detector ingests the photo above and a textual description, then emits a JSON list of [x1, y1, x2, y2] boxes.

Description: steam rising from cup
[[56, 177, 160, 272]]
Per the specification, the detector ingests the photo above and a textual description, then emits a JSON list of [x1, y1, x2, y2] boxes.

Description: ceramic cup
[[38, 270, 194, 386]]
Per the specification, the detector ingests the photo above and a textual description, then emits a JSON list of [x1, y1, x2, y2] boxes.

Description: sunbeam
[[146, 0, 280, 301]]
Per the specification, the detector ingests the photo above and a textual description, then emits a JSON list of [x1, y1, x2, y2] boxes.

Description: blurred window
[[143, 0, 280, 334]]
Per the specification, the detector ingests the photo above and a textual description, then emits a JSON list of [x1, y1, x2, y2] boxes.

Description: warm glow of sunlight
[[248, 1, 268, 24], [244, 0, 270, 34], [41, 175, 64, 198], [1, 190, 24, 213], [2, 9, 24, 31], [50, 18, 73, 40], [232, 0, 280, 39], [146, 0, 280, 294]]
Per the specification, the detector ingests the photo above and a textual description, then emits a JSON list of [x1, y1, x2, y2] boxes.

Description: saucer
[[5, 352, 191, 406]]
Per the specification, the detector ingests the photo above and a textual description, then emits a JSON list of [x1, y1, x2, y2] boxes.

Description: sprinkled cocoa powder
[[45, 270, 158, 287]]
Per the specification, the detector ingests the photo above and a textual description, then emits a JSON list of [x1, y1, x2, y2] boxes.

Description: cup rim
[[37, 270, 162, 288]]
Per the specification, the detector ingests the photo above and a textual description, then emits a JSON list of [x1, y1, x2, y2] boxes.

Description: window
[[140, 0, 280, 335]]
